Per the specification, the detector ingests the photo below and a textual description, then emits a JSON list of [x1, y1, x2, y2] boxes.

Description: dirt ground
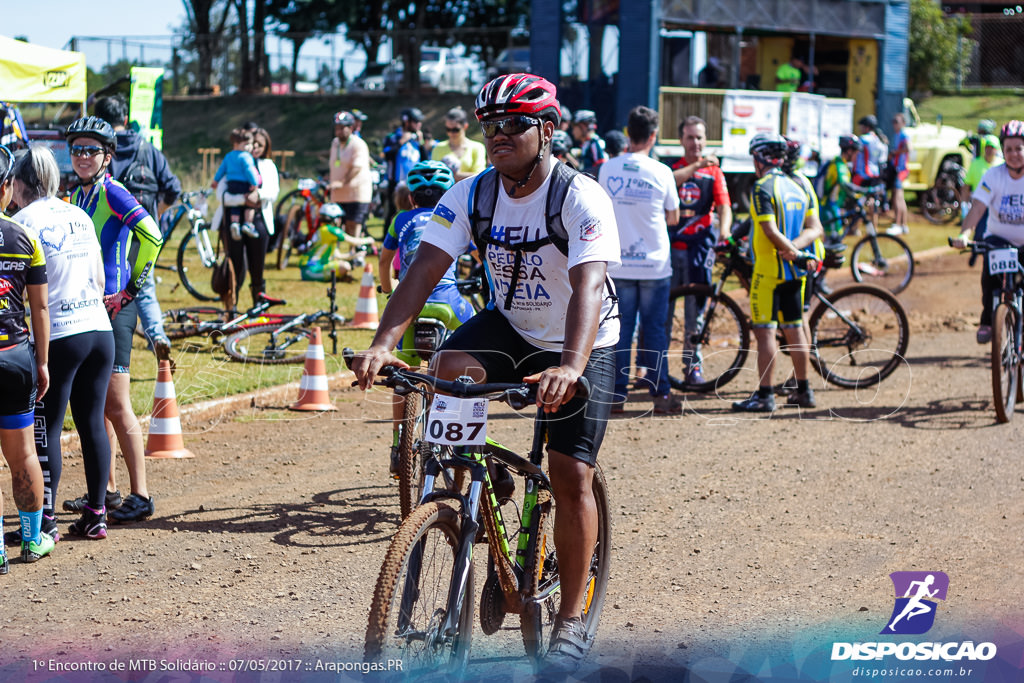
[[2, 248, 1023, 682]]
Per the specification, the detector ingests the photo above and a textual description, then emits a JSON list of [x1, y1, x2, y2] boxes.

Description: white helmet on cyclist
[[319, 203, 344, 222]]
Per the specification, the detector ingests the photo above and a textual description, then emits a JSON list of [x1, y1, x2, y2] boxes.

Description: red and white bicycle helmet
[[475, 73, 560, 123]]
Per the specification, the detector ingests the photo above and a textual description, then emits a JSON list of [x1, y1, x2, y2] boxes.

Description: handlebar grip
[[575, 375, 592, 401], [342, 347, 355, 370]]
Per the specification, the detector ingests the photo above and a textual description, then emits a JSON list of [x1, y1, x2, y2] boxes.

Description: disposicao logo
[[882, 571, 948, 635], [831, 571, 997, 663], [43, 70, 70, 88]]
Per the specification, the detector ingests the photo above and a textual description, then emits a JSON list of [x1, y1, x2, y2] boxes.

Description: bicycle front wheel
[[850, 234, 914, 294], [667, 284, 751, 393], [365, 502, 473, 677], [520, 464, 611, 666], [920, 182, 959, 225], [991, 303, 1019, 423], [398, 392, 424, 519], [177, 230, 220, 302], [222, 323, 311, 364], [808, 284, 909, 388]]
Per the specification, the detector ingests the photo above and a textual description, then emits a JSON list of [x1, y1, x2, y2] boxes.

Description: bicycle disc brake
[[479, 571, 507, 635]]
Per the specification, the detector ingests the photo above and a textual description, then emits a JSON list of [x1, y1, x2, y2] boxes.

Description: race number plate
[[427, 395, 488, 446], [988, 248, 1019, 275]]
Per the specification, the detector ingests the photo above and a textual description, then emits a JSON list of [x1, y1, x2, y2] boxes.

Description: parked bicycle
[[274, 174, 328, 269], [952, 239, 1024, 423], [157, 189, 220, 302], [148, 292, 292, 342], [222, 274, 345, 364], [344, 351, 610, 677], [667, 240, 910, 392], [838, 186, 915, 294]]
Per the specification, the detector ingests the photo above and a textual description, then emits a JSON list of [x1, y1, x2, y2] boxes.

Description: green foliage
[[908, 0, 971, 93]]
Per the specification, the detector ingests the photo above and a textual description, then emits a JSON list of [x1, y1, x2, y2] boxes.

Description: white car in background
[[419, 47, 473, 93]]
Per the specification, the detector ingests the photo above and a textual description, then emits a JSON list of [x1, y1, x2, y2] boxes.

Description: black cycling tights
[[35, 330, 115, 514]]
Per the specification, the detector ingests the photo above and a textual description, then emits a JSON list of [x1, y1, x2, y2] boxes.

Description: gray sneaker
[[540, 615, 590, 676], [652, 393, 682, 415], [732, 392, 776, 413], [786, 388, 817, 408]]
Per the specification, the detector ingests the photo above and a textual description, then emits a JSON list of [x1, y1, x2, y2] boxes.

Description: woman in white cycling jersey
[[953, 120, 1024, 343], [12, 146, 116, 540]]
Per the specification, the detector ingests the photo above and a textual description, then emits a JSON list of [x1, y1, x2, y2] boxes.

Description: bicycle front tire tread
[[991, 303, 1018, 423]]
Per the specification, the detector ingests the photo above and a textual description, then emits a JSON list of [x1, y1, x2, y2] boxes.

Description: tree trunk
[[236, 0, 255, 93], [253, 1, 266, 89], [289, 36, 306, 92]]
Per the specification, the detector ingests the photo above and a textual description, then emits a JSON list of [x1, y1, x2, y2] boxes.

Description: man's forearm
[[561, 265, 606, 374]]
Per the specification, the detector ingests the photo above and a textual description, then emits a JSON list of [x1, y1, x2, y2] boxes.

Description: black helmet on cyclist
[[0, 144, 13, 185], [550, 130, 572, 156], [475, 73, 561, 124], [65, 116, 117, 149], [978, 119, 996, 135], [333, 111, 356, 127], [749, 132, 787, 167], [839, 134, 863, 152], [781, 137, 801, 174], [319, 203, 344, 222], [858, 115, 878, 130], [407, 160, 454, 208], [573, 109, 598, 129], [401, 107, 424, 123]]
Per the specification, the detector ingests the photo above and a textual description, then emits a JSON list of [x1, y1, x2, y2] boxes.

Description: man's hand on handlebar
[[524, 365, 581, 413], [951, 234, 971, 250], [351, 346, 410, 391]]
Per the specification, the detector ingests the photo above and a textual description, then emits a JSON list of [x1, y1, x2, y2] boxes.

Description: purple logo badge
[[881, 571, 949, 635]]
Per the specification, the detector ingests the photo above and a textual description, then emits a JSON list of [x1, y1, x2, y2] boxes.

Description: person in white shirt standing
[[599, 106, 681, 414], [329, 111, 373, 239]]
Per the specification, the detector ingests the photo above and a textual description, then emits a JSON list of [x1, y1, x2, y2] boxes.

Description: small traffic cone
[[290, 326, 338, 412], [351, 262, 379, 330], [145, 360, 195, 459]]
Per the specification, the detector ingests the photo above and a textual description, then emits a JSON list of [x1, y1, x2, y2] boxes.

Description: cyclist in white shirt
[[352, 73, 619, 676], [953, 120, 1024, 344], [12, 146, 115, 541]]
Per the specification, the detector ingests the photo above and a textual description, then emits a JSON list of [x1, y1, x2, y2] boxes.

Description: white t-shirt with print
[[599, 152, 679, 280], [423, 160, 620, 351], [15, 197, 111, 341], [974, 163, 1024, 246]]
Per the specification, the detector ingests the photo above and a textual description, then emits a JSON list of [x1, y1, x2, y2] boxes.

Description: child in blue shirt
[[212, 128, 261, 241]]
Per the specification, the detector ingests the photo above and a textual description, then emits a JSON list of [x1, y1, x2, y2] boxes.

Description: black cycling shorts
[[111, 300, 139, 372], [438, 308, 615, 465], [340, 202, 370, 225], [0, 339, 38, 428]]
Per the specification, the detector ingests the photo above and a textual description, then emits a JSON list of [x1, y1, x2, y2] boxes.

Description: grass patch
[[915, 93, 1024, 132]]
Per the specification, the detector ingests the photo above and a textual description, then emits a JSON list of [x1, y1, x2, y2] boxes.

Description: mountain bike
[[839, 186, 915, 294], [384, 275, 488, 518], [149, 293, 293, 342], [222, 274, 345, 364], [952, 239, 1024, 423], [274, 175, 328, 270], [158, 189, 220, 302], [345, 352, 610, 677], [667, 241, 909, 392]]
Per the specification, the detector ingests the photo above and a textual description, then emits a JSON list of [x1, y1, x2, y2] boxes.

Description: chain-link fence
[[956, 13, 1024, 88]]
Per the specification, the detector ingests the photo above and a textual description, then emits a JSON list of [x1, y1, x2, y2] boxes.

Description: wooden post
[[198, 147, 221, 181], [271, 150, 295, 173]]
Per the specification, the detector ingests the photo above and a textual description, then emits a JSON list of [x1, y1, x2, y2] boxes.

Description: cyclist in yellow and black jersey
[[733, 133, 822, 414]]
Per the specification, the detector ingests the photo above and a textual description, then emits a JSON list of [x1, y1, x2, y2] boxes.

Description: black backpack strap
[[544, 160, 579, 256]]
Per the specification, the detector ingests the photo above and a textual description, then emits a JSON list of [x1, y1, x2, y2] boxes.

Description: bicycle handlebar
[[341, 347, 591, 408]]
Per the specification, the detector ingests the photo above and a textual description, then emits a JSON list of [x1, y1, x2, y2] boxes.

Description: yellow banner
[[129, 66, 164, 149], [0, 35, 86, 105]]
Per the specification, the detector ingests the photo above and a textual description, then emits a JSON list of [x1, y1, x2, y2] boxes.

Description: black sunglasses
[[446, 126, 463, 133], [480, 115, 540, 139], [70, 145, 106, 158]]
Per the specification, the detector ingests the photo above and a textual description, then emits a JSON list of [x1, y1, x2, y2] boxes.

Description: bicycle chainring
[[479, 571, 507, 635]]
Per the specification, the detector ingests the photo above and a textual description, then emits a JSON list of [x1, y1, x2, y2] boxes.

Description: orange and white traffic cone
[[290, 326, 338, 412], [145, 360, 195, 459], [351, 262, 379, 330]]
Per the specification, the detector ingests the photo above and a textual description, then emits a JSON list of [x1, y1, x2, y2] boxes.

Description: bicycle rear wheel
[[222, 323, 311, 364], [159, 307, 226, 340], [808, 284, 909, 388], [850, 234, 914, 294], [520, 464, 611, 667], [991, 303, 1019, 423], [177, 230, 220, 302], [920, 179, 960, 224], [667, 284, 751, 393], [365, 502, 473, 677]]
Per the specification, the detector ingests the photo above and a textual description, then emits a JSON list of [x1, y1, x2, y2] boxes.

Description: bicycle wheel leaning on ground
[[520, 463, 611, 667], [666, 284, 752, 393], [222, 323, 310, 364], [156, 307, 227, 340], [849, 233, 914, 294], [808, 283, 909, 388], [990, 303, 1019, 424], [177, 230, 220, 302], [364, 501, 473, 678]]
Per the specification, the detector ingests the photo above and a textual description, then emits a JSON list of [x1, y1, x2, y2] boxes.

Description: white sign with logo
[[721, 90, 785, 158], [820, 98, 856, 166], [426, 395, 488, 446]]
